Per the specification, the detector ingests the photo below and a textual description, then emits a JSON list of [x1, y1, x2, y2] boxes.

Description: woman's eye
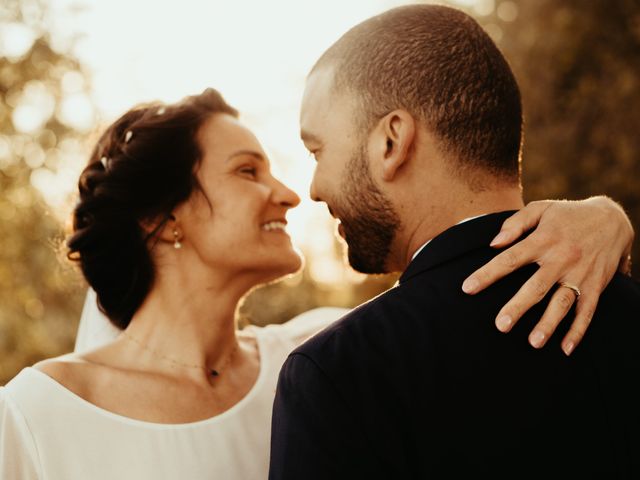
[[238, 166, 257, 177]]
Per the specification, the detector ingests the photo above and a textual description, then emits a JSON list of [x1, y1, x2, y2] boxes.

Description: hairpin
[[100, 156, 110, 169], [125, 131, 133, 143], [157, 107, 166, 115]]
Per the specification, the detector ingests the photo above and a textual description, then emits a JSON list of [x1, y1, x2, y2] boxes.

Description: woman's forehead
[[196, 114, 272, 178], [198, 114, 264, 157]]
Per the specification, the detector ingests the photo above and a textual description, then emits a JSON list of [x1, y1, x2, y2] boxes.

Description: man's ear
[[372, 109, 416, 182]]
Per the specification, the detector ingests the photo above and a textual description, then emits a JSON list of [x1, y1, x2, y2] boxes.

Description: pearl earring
[[173, 229, 182, 249]]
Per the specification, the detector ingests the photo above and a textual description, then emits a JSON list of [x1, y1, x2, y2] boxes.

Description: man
[[269, 5, 640, 479]]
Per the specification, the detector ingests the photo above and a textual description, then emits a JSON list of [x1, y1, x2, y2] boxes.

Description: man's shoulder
[[597, 273, 640, 316], [290, 279, 438, 362]]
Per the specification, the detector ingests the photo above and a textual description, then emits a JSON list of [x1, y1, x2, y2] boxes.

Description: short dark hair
[[311, 4, 523, 185], [67, 88, 237, 329]]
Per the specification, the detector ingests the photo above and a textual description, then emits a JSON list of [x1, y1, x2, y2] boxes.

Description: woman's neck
[[123, 267, 251, 380]]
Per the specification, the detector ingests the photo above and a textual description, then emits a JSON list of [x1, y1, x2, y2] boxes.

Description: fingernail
[[562, 341, 575, 356], [462, 277, 479, 294], [529, 330, 546, 348], [490, 231, 509, 247], [496, 315, 512, 332]]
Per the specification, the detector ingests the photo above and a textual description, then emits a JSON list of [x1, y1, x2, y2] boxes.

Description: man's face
[[300, 68, 399, 274]]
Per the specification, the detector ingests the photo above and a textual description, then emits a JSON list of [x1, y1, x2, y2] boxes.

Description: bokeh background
[[1, 0, 638, 385]]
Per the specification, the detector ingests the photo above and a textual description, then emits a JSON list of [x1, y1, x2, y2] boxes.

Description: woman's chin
[[261, 249, 305, 284], [279, 248, 305, 276]]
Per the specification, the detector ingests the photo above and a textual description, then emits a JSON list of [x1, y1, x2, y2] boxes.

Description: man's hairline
[[307, 59, 522, 188]]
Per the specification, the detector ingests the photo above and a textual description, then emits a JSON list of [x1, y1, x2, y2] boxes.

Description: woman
[[0, 88, 633, 479]]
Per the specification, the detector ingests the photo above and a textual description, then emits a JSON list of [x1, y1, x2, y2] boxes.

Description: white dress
[[0, 306, 349, 480]]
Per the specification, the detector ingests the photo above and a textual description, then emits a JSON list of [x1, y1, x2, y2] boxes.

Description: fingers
[[462, 196, 627, 355], [489, 200, 552, 248], [493, 267, 560, 333], [462, 240, 535, 295], [560, 294, 596, 356], [618, 252, 633, 276], [526, 285, 578, 350], [497, 269, 604, 355]]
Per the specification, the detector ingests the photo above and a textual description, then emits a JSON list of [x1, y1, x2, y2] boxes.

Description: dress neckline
[[23, 325, 267, 430]]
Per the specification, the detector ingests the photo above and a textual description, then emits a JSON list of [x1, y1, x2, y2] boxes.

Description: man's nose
[[309, 173, 321, 202]]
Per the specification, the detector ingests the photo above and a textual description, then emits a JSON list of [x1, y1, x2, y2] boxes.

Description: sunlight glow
[[449, 0, 495, 16], [42, 0, 407, 255], [31, 0, 499, 280], [57, 93, 95, 132], [0, 22, 36, 60], [11, 81, 55, 133], [496, 1, 518, 22]]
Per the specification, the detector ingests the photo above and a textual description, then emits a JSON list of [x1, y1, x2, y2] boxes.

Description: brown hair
[[67, 88, 237, 329], [311, 4, 523, 185]]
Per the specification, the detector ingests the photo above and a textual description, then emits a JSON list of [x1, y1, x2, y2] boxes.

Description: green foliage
[[240, 256, 397, 328], [0, 0, 87, 384], [1, 0, 639, 385], [485, 0, 640, 276]]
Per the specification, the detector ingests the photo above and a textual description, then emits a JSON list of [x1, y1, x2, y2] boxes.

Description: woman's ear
[[374, 109, 416, 182], [140, 214, 178, 244]]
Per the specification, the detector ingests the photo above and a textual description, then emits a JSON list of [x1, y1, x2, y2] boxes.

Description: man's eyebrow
[[226, 150, 265, 162], [300, 130, 321, 145]]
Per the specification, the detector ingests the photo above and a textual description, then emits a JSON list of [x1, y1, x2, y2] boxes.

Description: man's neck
[[393, 188, 524, 272]]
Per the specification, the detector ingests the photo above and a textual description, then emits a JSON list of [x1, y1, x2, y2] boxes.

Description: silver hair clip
[[157, 107, 166, 115], [125, 131, 133, 143], [100, 156, 110, 169]]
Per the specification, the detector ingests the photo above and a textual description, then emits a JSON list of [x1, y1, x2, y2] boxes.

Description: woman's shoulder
[[31, 353, 94, 396], [0, 373, 42, 479], [255, 306, 351, 349], [1, 369, 31, 403], [2, 366, 50, 399], [1, 365, 67, 427]]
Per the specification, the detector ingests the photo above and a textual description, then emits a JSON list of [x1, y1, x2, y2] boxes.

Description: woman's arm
[[462, 196, 634, 355]]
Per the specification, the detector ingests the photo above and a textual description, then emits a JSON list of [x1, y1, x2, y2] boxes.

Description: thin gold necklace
[[121, 331, 238, 377]]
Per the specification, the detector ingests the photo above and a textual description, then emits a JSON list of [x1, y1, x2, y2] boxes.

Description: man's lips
[[327, 206, 346, 238]]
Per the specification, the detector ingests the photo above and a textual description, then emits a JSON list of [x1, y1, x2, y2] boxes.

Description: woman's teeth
[[262, 221, 287, 232]]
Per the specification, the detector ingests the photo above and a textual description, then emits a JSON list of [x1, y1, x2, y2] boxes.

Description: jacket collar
[[399, 210, 518, 284]]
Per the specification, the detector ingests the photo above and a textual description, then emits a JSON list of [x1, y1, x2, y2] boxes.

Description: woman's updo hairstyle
[[67, 88, 238, 329]]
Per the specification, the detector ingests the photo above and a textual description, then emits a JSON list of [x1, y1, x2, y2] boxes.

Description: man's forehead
[[299, 68, 341, 141], [302, 67, 336, 104]]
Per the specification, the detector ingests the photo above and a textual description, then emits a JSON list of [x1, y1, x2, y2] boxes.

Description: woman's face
[[174, 113, 303, 282]]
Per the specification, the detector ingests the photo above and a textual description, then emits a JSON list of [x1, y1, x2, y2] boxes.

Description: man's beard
[[337, 142, 400, 274]]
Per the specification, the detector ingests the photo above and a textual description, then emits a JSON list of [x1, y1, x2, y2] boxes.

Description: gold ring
[[559, 282, 581, 299]]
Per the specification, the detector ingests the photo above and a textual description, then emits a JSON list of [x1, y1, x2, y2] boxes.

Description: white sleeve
[[74, 288, 121, 353], [278, 307, 351, 346], [0, 389, 41, 479]]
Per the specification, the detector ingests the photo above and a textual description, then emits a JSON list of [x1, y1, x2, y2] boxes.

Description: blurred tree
[[240, 246, 397, 328], [266, 0, 640, 330], [249, 0, 640, 329], [2, 0, 639, 385], [477, 0, 640, 276], [0, 0, 90, 384]]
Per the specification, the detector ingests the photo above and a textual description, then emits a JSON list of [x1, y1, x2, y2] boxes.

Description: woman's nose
[[273, 179, 301, 208]]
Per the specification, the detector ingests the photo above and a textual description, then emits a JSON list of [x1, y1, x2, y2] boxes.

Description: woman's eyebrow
[[226, 150, 265, 162]]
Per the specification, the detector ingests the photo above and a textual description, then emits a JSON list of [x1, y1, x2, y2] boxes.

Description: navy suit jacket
[[269, 212, 640, 479]]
